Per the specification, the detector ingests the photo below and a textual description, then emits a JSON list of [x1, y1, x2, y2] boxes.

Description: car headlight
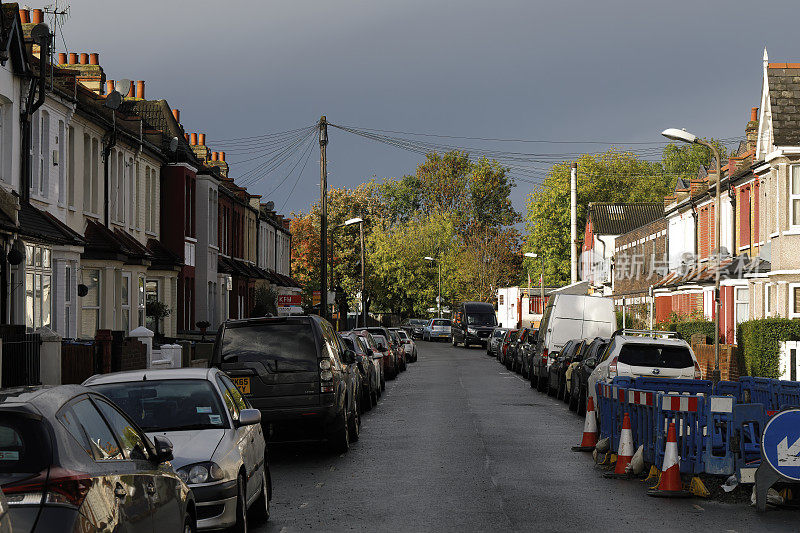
[[177, 462, 226, 485], [467, 328, 476, 334], [320, 359, 332, 370]]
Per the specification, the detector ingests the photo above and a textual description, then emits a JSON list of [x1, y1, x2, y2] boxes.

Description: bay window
[[81, 268, 100, 337], [24, 244, 52, 330]]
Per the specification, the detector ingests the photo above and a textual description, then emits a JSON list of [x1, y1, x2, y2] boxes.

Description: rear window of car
[[433, 320, 450, 326], [618, 343, 694, 368], [372, 335, 388, 347], [0, 414, 50, 473], [220, 321, 317, 372]]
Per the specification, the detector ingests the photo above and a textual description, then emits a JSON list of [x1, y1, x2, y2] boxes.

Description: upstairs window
[[792, 165, 800, 228], [67, 126, 75, 207]]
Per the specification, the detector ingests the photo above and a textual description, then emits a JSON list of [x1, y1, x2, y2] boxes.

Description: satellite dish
[[30, 23, 51, 46], [169, 137, 179, 153], [104, 90, 122, 110], [265, 201, 274, 211], [115, 78, 132, 96]]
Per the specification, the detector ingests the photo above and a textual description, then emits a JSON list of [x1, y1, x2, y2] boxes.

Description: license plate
[[231, 377, 250, 394]]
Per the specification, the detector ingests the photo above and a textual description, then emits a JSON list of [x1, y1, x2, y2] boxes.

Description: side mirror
[[152, 435, 174, 463], [343, 349, 356, 364], [237, 408, 262, 427]]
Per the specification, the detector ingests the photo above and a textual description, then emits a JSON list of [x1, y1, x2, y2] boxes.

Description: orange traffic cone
[[572, 396, 599, 452], [604, 412, 634, 478], [647, 422, 692, 498]]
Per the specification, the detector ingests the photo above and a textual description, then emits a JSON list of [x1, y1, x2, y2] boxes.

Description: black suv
[[212, 315, 361, 452]]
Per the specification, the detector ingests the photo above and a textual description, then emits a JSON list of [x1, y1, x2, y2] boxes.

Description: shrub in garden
[[737, 318, 800, 378]]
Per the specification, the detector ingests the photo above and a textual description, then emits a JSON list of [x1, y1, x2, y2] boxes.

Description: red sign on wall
[[277, 294, 302, 306]]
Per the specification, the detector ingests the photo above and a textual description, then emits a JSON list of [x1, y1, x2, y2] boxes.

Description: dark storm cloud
[[57, 0, 799, 215]]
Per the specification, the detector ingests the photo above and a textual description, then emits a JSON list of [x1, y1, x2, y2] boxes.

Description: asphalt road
[[254, 340, 799, 532]]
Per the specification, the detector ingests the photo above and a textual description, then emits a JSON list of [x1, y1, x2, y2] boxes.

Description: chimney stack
[[190, 133, 198, 145], [18, 9, 30, 23], [68, 52, 78, 65], [89, 53, 99, 65], [212, 152, 219, 161], [172, 109, 180, 123], [79, 53, 89, 65], [57, 52, 67, 64], [198, 133, 206, 146], [135, 80, 145, 99], [31, 9, 43, 24], [220, 152, 226, 162], [751, 107, 758, 122], [746, 106, 760, 152]]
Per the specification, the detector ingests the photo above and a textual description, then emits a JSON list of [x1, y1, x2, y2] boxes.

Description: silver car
[[423, 318, 452, 342], [85, 367, 270, 530]]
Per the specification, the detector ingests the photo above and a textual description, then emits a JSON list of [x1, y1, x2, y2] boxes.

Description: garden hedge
[[737, 318, 800, 378]]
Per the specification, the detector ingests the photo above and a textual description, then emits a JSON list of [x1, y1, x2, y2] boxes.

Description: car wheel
[[348, 401, 360, 443], [234, 473, 248, 532], [250, 467, 270, 522], [184, 514, 195, 533], [568, 379, 578, 411], [333, 409, 350, 453]]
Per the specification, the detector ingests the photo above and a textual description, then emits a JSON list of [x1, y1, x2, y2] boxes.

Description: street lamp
[[524, 252, 545, 315], [424, 256, 442, 318], [661, 128, 722, 383], [331, 217, 366, 329]]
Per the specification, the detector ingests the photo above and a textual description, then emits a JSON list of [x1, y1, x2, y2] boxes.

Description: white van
[[530, 294, 616, 392]]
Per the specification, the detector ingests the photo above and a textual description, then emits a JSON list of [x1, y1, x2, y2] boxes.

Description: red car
[[498, 329, 519, 366], [354, 330, 386, 391], [364, 327, 399, 379]]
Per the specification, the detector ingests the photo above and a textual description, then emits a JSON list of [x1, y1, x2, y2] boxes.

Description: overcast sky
[[55, 0, 798, 217]]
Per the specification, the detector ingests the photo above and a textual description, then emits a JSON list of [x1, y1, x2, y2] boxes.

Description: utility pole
[[360, 221, 366, 328], [570, 162, 578, 284], [437, 261, 442, 318], [319, 116, 328, 320]]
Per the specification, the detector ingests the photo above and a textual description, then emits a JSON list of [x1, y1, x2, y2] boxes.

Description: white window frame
[[791, 165, 800, 228], [25, 244, 53, 330], [81, 268, 101, 338], [57, 120, 65, 205], [137, 275, 146, 327], [764, 282, 773, 318], [82, 134, 91, 213], [67, 126, 75, 208], [64, 263, 73, 338], [791, 283, 800, 319], [120, 272, 131, 334], [734, 286, 749, 326]]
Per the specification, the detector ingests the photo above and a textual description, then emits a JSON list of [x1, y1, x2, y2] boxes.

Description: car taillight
[[542, 348, 548, 366], [3, 468, 92, 508], [693, 360, 702, 379], [609, 356, 618, 377], [320, 358, 334, 392]]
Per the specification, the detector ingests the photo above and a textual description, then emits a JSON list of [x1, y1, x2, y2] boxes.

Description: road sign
[[762, 409, 800, 481]]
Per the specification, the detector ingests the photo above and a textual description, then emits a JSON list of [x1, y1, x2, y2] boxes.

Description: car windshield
[[411, 319, 427, 326], [618, 343, 694, 368], [433, 319, 450, 326], [220, 321, 317, 372], [0, 413, 50, 473], [91, 379, 229, 432], [467, 313, 496, 326]]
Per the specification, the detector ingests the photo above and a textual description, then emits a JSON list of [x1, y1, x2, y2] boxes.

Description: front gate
[[0, 325, 41, 388]]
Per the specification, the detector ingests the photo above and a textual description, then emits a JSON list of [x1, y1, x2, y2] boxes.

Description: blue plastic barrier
[[732, 403, 767, 483], [631, 377, 713, 396], [624, 388, 657, 464], [739, 376, 775, 407], [773, 381, 800, 410], [655, 392, 706, 474], [704, 396, 735, 475], [713, 380, 740, 398]]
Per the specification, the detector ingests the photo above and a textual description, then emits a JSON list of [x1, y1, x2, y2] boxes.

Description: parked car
[[365, 327, 399, 378], [353, 330, 386, 391], [394, 328, 418, 362], [451, 302, 497, 347], [486, 327, 508, 357], [85, 367, 270, 530], [401, 318, 428, 339], [212, 315, 361, 452], [509, 328, 536, 376], [498, 329, 519, 366], [531, 294, 616, 392], [0, 385, 195, 532], [588, 330, 701, 414], [387, 329, 407, 372], [568, 337, 610, 414], [546, 339, 586, 399], [520, 328, 539, 378], [342, 333, 380, 410], [423, 318, 452, 342]]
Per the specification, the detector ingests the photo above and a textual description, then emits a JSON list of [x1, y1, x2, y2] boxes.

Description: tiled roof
[[82, 220, 150, 264], [768, 64, 800, 146], [588, 203, 664, 236], [18, 203, 84, 246], [119, 100, 199, 165], [146, 238, 182, 271]]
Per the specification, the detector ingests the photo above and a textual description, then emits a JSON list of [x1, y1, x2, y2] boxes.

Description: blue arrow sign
[[762, 409, 800, 481]]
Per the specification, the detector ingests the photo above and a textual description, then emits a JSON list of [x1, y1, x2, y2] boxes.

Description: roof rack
[[610, 329, 679, 339]]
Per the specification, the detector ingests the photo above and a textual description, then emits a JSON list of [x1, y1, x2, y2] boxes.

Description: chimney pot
[[89, 53, 99, 65], [18, 9, 30, 23], [220, 151, 226, 162], [171, 109, 180, 123], [184, 133, 190, 142], [79, 53, 89, 65], [135, 80, 145, 99], [212, 152, 219, 161], [57, 52, 67, 64], [126, 80, 134, 98], [198, 133, 206, 146], [31, 9, 43, 24], [190, 133, 198, 145], [68, 52, 78, 65], [106, 80, 115, 94], [751, 107, 758, 122]]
